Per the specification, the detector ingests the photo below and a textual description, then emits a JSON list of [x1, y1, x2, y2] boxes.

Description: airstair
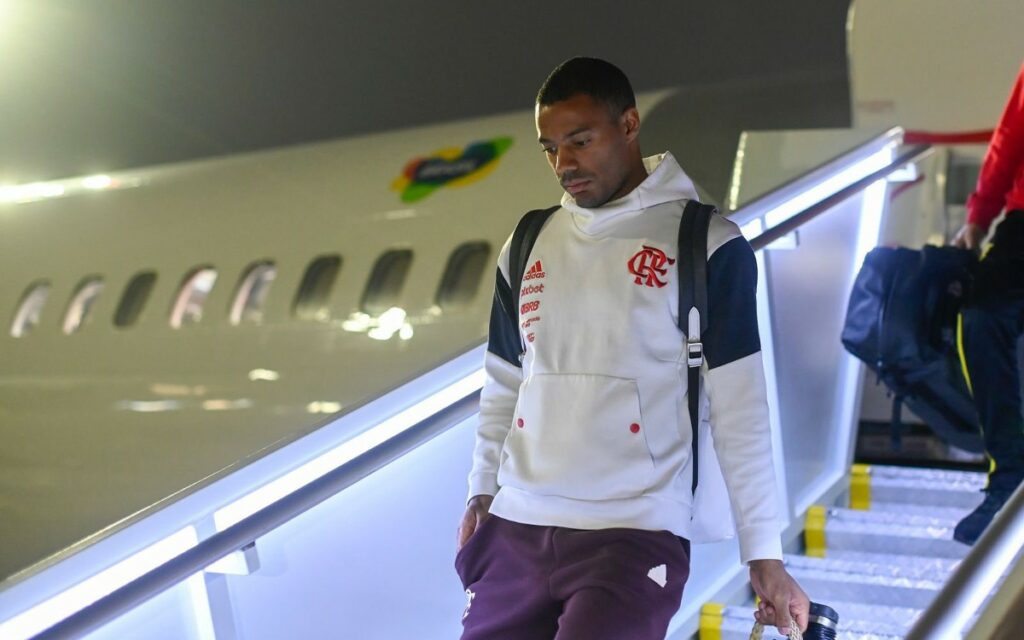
[[2, 128, 1023, 639], [701, 465, 989, 639]]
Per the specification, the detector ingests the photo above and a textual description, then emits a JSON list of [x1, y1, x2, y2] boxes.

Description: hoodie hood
[[560, 151, 699, 236]]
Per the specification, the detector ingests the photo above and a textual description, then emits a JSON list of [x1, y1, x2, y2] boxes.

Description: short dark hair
[[536, 57, 636, 116]]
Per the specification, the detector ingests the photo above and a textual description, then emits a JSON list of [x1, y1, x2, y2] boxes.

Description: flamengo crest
[[628, 246, 675, 288]]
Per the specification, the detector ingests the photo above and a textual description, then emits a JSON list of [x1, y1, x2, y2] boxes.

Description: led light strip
[[737, 145, 896, 243], [830, 157, 892, 511], [213, 368, 487, 531], [0, 527, 199, 640], [0, 367, 485, 637], [740, 218, 764, 240], [762, 148, 894, 229]]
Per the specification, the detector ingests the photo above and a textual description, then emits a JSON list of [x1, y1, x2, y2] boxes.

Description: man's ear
[[621, 107, 641, 143]]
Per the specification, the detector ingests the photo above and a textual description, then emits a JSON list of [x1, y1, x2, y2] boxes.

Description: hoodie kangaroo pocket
[[498, 373, 654, 500]]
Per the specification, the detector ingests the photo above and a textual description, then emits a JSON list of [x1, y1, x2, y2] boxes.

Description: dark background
[[0, 1, 851, 184]]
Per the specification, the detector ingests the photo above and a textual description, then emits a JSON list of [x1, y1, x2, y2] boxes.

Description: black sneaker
[[953, 488, 1013, 545]]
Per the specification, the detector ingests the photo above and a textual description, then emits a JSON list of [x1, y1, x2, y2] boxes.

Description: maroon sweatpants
[[455, 516, 690, 640]]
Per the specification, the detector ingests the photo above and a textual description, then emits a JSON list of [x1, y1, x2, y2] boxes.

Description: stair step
[[815, 506, 971, 559], [867, 502, 971, 521], [786, 551, 960, 583], [786, 563, 942, 609], [862, 465, 986, 510], [820, 600, 923, 636]]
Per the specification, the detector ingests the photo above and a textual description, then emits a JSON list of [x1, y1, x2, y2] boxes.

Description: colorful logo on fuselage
[[391, 137, 513, 202]]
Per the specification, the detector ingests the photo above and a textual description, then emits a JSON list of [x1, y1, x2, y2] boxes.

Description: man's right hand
[[457, 494, 494, 550], [952, 222, 986, 251]]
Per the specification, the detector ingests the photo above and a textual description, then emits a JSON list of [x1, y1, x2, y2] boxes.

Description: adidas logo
[[524, 260, 546, 281], [647, 564, 667, 588]]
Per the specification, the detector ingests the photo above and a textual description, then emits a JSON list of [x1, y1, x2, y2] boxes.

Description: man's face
[[536, 93, 639, 208]]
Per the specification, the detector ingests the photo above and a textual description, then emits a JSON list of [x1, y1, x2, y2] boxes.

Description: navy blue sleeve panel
[[704, 236, 761, 369], [487, 267, 522, 368]]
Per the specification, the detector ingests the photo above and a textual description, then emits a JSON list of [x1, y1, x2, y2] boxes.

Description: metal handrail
[[24, 133, 937, 639], [732, 128, 901, 218], [31, 390, 481, 639], [749, 143, 931, 251], [906, 481, 1024, 639]]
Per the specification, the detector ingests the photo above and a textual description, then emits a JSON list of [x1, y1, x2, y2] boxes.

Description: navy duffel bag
[[841, 245, 982, 453]]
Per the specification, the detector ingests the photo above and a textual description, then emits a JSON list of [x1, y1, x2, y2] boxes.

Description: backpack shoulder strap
[[678, 199, 717, 494], [678, 200, 715, 336], [510, 205, 560, 305], [504, 205, 560, 356]]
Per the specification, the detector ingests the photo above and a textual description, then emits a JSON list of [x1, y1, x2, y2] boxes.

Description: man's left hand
[[749, 559, 809, 635]]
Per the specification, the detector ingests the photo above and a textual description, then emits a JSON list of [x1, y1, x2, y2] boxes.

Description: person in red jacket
[[952, 61, 1024, 544]]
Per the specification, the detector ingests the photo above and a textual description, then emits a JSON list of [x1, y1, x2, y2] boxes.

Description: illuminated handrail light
[[761, 148, 894, 229], [740, 218, 764, 240], [0, 367, 484, 637], [0, 528, 198, 640], [886, 163, 918, 183], [213, 367, 486, 530], [833, 153, 892, 499]]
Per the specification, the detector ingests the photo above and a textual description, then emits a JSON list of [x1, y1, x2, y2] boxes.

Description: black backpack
[[841, 245, 982, 452], [505, 200, 716, 493]]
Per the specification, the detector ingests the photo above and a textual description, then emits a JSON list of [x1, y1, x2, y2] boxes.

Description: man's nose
[[554, 146, 577, 177]]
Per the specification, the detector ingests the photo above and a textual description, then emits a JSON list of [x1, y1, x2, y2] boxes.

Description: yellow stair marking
[[850, 463, 872, 510], [699, 603, 724, 640], [805, 505, 827, 558]]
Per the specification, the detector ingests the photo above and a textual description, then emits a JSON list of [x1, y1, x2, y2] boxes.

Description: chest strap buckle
[[687, 341, 703, 368]]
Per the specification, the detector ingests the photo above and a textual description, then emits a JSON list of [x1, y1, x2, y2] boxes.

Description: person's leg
[[955, 210, 1024, 544], [456, 516, 562, 640], [961, 301, 1024, 488], [549, 528, 690, 640]]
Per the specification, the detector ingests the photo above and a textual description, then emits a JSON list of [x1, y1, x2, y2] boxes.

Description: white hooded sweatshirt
[[469, 152, 782, 563]]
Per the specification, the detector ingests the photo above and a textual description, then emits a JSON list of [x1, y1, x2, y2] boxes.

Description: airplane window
[[230, 261, 277, 325], [436, 242, 491, 310], [63, 276, 105, 335], [170, 267, 218, 328], [361, 249, 413, 315], [10, 281, 51, 337], [114, 271, 157, 328], [293, 255, 341, 321]]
